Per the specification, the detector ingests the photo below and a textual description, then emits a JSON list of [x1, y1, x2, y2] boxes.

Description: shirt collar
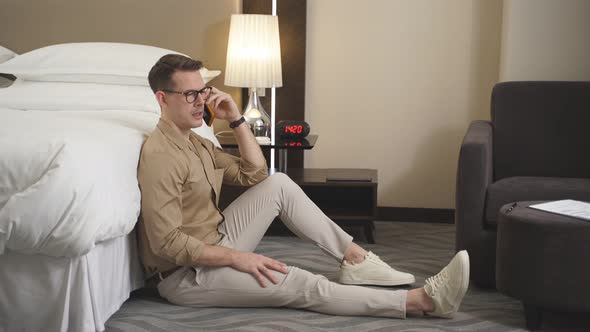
[[157, 118, 190, 150]]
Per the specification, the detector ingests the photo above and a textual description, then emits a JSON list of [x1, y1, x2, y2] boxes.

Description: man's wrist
[[229, 249, 240, 267], [228, 114, 242, 123], [229, 116, 246, 129]]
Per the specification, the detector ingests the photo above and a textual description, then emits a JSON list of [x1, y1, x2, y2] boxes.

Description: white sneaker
[[424, 250, 470, 319], [338, 252, 416, 286]]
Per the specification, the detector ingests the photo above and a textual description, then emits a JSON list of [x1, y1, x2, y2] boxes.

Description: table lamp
[[225, 14, 283, 143]]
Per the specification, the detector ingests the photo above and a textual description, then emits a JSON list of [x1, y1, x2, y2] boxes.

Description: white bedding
[[0, 231, 144, 332], [0, 42, 222, 331], [0, 108, 159, 257], [0, 80, 221, 258]]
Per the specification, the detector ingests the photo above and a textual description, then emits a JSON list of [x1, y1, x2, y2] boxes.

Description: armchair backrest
[[491, 81, 590, 181]]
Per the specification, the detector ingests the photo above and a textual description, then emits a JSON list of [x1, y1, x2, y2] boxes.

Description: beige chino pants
[[157, 172, 407, 318]]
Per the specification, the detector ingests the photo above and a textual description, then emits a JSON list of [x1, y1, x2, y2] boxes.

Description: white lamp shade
[[225, 14, 283, 88]]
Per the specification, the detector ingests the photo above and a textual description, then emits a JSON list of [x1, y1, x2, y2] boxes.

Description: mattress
[[0, 232, 145, 332]]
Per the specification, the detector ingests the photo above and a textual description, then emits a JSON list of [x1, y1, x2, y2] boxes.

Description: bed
[[0, 42, 221, 331]]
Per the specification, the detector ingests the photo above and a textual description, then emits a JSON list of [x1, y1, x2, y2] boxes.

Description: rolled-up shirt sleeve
[[212, 146, 268, 186], [138, 152, 205, 265]]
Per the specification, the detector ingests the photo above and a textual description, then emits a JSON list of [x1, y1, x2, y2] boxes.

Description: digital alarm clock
[[276, 120, 310, 139]]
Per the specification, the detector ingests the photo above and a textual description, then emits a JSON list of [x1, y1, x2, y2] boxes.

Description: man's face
[[162, 70, 206, 130]]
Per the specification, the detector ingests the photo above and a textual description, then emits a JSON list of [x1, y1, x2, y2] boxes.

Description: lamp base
[[255, 136, 271, 145], [243, 88, 271, 138]]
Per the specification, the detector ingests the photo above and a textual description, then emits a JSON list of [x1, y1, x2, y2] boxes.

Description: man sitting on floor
[[137, 53, 470, 319]]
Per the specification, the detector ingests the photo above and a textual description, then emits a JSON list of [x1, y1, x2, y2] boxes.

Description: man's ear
[[155, 91, 168, 108]]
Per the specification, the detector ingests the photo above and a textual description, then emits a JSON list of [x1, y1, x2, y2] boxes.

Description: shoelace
[[425, 269, 449, 294], [342, 252, 393, 268], [366, 253, 391, 268]]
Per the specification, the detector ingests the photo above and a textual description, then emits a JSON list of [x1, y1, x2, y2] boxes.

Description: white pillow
[[0, 79, 159, 113], [200, 67, 222, 84], [192, 124, 221, 149], [0, 42, 220, 85], [0, 45, 17, 63], [0, 79, 222, 148]]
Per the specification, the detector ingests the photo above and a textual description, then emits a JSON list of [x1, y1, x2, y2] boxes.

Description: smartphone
[[203, 103, 215, 126]]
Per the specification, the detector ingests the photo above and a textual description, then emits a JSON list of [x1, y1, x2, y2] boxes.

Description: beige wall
[[1, 0, 509, 209], [0, 0, 241, 128], [499, 0, 590, 81], [305, 0, 503, 208]]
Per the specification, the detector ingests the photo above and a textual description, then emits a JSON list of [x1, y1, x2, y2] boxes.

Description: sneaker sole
[[423, 250, 471, 319], [455, 250, 470, 302], [444, 250, 470, 318], [339, 275, 416, 286]]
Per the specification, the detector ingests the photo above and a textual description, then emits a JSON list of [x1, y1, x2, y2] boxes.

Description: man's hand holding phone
[[206, 87, 242, 123]]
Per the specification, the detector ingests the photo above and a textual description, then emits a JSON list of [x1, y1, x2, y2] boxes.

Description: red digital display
[[277, 120, 309, 139], [283, 141, 303, 147], [283, 125, 303, 134]]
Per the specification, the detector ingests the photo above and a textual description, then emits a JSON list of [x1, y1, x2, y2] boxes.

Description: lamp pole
[[270, 0, 278, 170]]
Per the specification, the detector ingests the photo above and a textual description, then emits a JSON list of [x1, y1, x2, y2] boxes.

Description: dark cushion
[[485, 176, 590, 226], [492, 81, 590, 180]]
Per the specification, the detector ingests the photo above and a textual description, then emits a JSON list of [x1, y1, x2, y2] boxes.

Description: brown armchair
[[455, 81, 590, 288]]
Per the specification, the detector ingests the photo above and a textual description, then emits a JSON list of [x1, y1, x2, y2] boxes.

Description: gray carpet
[[105, 222, 589, 331]]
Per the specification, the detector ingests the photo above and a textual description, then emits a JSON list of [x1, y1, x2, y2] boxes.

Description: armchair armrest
[[455, 120, 493, 251]]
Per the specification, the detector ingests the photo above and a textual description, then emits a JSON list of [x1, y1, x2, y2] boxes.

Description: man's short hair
[[148, 54, 203, 93]]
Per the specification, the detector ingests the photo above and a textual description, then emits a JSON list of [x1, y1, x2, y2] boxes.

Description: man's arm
[[207, 87, 266, 168], [230, 115, 266, 168]]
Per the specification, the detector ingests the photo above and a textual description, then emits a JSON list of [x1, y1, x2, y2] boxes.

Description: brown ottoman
[[496, 201, 590, 330]]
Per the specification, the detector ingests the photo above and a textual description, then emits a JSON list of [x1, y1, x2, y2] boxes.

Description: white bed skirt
[[0, 231, 144, 332]]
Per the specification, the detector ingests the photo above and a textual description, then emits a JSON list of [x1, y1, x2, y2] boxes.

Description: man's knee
[[258, 173, 300, 206], [264, 172, 294, 188]]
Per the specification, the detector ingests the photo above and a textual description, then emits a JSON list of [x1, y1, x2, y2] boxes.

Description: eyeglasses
[[162, 86, 213, 103]]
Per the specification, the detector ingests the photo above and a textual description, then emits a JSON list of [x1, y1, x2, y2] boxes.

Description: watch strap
[[229, 116, 246, 129]]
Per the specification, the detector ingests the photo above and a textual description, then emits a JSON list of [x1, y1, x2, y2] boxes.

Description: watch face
[[276, 120, 310, 139]]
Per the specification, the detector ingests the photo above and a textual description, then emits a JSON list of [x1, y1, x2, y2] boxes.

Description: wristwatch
[[229, 116, 246, 129]]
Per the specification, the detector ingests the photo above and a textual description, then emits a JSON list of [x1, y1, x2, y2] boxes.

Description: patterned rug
[[105, 222, 589, 331]]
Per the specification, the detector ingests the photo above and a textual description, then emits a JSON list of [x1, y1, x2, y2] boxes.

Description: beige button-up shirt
[[137, 118, 268, 277]]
